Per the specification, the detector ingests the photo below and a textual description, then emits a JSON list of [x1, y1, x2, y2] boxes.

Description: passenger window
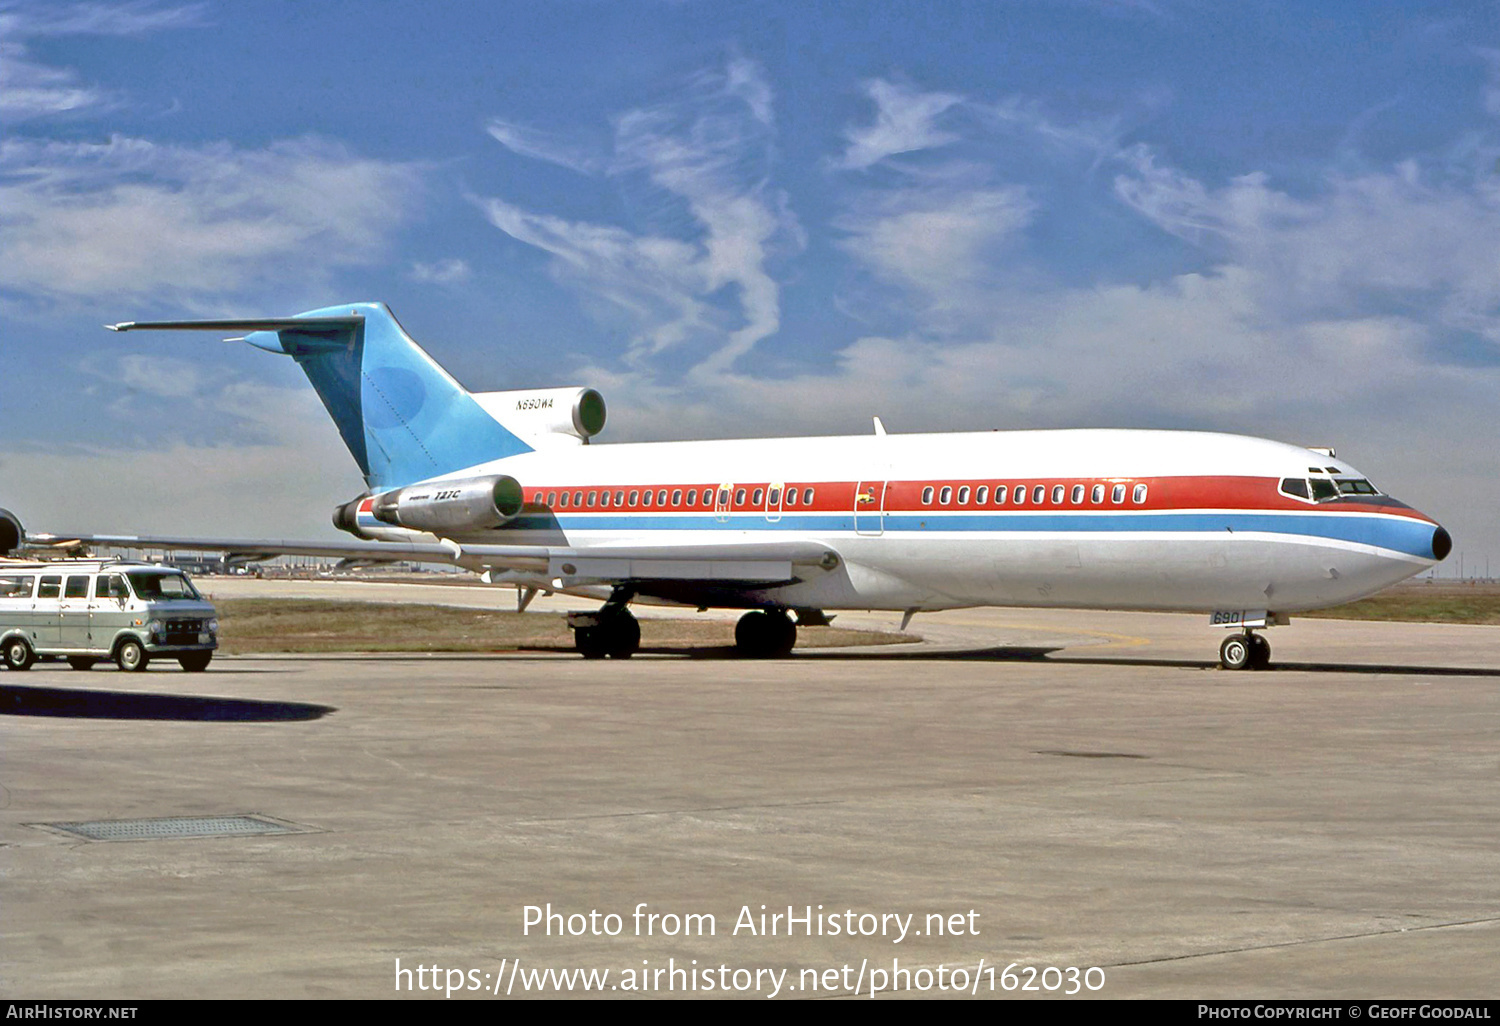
[[65, 576, 89, 599], [629, 490, 639, 505], [719, 489, 730, 506], [785, 489, 797, 507], [735, 488, 746, 505], [1050, 485, 1064, 504], [546, 492, 556, 506], [1031, 485, 1044, 504], [768, 487, 780, 505], [559, 492, 570, 508], [685, 489, 697, 506], [1013, 485, 1026, 504], [752, 488, 763, 505], [957, 486, 970, 504], [1070, 485, 1084, 504], [922, 487, 934, 504], [657, 489, 668, 505], [587, 491, 597, 507], [0, 575, 32, 598], [671, 490, 682, 506], [1091, 484, 1104, 503], [803, 488, 815, 505], [976, 486, 988, 504], [600, 491, 611, 508], [573, 491, 583, 506], [615, 490, 625, 506], [1112, 484, 1125, 504], [643, 490, 653, 507], [1133, 484, 1148, 503], [39, 576, 61, 599], [939, 486, 952, 504]]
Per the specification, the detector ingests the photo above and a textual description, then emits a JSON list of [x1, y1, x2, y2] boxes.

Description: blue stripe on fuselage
[[505, 510, 1436, 559]]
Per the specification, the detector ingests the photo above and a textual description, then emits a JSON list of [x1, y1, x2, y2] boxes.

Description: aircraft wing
[[19, 530, 840, 590]]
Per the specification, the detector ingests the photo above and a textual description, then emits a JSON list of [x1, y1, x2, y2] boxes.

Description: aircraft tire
[[735, 610, 796, 658], [116, 639, 150, 673], [1248, 634, 1271, 670], [574, 626, 609, 660], [179, 652, 213, 672], [1219, 634, 1252, 671], [67, 657, 97, 671], [3, 637, 35, 671], [604, 612, 640, 659]]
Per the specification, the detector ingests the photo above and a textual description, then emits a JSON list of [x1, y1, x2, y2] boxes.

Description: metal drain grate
[[36, 814, 313, 842]]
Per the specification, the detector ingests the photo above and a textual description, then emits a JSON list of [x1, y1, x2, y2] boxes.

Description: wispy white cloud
[[481, 59, 800, 378], [0, 135, 423, 306], [0, 1, 205, 120], [486, 119, 601, 174], [410, 258, 472, 285], [833, 79, 963, 171]]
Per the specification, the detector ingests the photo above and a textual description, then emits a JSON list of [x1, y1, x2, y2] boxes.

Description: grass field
[[214, 600, 912, 654], [1300, 582, 1500, 625]]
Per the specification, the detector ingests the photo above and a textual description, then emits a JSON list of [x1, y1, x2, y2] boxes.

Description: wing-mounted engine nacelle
[[471, 387, 606, 446], [0, 508, 23, 555], [369, 474, 526, 535]]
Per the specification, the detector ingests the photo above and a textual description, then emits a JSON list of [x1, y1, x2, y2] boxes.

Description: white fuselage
[[351, 429, 1446, 615]]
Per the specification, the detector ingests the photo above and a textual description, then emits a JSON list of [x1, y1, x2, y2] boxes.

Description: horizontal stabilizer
[[106, 316, 363, 336]]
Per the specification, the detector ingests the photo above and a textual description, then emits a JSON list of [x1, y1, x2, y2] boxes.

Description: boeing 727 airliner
[[3, 302, 1451, 667]]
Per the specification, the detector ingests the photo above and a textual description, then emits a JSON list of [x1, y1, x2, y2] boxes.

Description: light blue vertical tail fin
[[109, 303, 533, 491]]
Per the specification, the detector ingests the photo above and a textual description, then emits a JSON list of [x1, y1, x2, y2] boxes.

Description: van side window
[[65, 576, 89, 599], [38, 576, 61, 599], [0, 575, 33, 598], [97, 575, 126, 600]]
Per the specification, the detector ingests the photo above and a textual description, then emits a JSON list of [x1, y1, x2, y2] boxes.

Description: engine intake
[[370, 475, 525, 534], [0, 508, 23, 555]]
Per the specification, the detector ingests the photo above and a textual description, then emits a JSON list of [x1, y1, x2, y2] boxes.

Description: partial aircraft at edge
[[1, 303, 1452, 667]]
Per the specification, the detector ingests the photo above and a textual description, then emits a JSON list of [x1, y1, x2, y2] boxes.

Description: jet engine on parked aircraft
[[355, 474, 526, 535], [471, 387, 606, 446], [0, 508, 23, 555]]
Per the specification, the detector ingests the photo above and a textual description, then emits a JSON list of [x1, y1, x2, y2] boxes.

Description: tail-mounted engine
[[334, 474, 525, 537], [470, 387, 606, 447], [0, 508, 23, 555]]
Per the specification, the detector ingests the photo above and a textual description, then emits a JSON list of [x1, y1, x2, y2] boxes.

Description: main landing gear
[[735, 609, 797, 658], [569, 602, 640, 659], [1219, 631, 1271, 671]]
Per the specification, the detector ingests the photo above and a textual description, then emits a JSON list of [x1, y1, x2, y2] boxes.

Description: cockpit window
[[1309, 478, 1338, 501], [1280, 478, 1310, 500], [126, 571, 201, 601], [1336, 479, 1378, 495]]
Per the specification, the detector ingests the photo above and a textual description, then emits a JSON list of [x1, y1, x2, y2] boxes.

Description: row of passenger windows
[[920, 482, 1148, 507], [541, 486, 816, 510]]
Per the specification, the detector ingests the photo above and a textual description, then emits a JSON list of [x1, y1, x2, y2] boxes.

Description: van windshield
[[126, 571, 201, 601]]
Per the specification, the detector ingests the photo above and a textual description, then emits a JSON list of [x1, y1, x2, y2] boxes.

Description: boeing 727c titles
[[1, 303, 1451, 668]]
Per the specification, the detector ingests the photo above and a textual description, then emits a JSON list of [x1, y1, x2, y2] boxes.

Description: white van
[[0, 558, 218, 672]]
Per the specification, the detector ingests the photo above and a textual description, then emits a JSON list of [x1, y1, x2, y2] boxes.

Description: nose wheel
[[1219, 632, 1271, 671]]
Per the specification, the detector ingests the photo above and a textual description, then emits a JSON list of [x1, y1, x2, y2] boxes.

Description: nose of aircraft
[[1431, 524, 1453, 561]]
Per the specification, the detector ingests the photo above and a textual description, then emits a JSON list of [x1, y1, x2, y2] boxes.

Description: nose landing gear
[[1219, 631, 1271, 670]]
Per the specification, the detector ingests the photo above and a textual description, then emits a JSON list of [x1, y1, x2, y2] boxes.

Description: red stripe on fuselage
[[517, 476, 1431, 521]]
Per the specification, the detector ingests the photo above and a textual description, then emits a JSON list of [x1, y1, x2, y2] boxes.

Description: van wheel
[[3, 637, 35, 671], [115, 639, 149, 673], [67, 657, 97, 671], [178, 652, 212, 672]]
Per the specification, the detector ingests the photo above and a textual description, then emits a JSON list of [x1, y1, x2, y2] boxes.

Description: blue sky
[[2, 0, 1497, 575]]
